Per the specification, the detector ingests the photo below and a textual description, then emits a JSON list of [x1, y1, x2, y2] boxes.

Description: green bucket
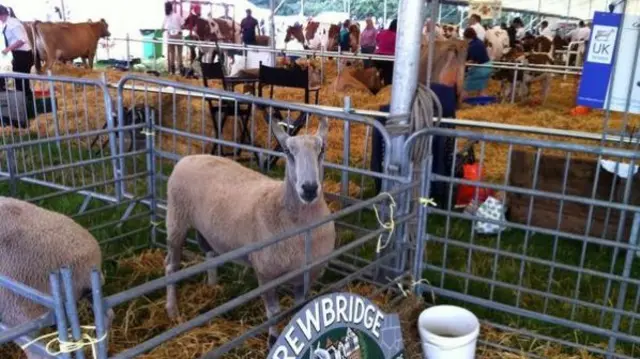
[[140, 29, 164, 59]]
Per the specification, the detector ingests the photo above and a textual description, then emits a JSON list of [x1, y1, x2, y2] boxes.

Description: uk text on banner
[[577, 11, 628, 112], [267, 292, 405, 359]]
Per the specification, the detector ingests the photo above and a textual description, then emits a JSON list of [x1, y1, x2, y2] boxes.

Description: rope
[[21, 326, 107, 359], [374, 193, 437, 254], [387, 275, 437, 304]]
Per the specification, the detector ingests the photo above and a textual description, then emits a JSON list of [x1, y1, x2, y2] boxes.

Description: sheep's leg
[[196, 231, 218, 286], [262, 289, 281, 349], [165, 209, 189, 320]]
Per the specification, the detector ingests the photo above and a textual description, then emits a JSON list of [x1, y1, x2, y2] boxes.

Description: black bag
[[370, 84, 458, 209]]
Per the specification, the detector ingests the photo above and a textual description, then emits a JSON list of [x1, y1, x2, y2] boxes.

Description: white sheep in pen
[[0, 197, 112, 359], [164, 118, 336, 347]]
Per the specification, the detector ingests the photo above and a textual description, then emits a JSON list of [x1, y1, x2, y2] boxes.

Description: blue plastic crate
[[463, 96, 497, 106]]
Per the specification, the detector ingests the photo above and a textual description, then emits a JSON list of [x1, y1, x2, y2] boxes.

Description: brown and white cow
[[439, 23, 461, 39], [494, 47, 554, 104], [484, 26, 510, 61], [183, 13, 241, 44], [285, 21, 336, 50], [30, 19, 110, 72]]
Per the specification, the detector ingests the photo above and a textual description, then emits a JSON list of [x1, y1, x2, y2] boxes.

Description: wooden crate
[[508, 150, 640, 241]]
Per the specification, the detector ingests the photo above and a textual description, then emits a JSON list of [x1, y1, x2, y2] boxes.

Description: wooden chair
[[201, 61, 253, 157], [257, 62, 320, 168]]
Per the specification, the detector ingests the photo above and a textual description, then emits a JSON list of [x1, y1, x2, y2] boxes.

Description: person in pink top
[[360, 17, 378, 67], [374, 19, 397, 85]]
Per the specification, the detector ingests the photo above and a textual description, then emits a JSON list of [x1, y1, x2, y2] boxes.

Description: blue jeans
[[361, 46, 375, 67]]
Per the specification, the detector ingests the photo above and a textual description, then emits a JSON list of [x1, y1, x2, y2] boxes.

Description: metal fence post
[[383, 0, 426, 278], [49, 271, 71, 359], [46, 70, 62, 151], [126, 33, 131, 69], [145, 103, 158, 248], [91, 269, 109, 359], [6, 148, 17, 197], [100, 72, 123, 201], [341, 96, 352, 208]]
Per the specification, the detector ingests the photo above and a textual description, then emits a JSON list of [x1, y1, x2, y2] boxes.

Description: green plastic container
[[140, 29, 164, 59]]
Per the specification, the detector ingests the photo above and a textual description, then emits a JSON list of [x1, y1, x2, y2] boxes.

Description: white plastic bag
[[474, 196, 506, 235]]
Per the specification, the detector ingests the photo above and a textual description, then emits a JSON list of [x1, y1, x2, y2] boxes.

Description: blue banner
[[576, 11, 623, 109]]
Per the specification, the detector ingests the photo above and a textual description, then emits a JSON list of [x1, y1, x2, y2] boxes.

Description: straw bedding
[[0, 62, 633, 358], [5, 62, 639, 184], [0, 249, 603, 359]]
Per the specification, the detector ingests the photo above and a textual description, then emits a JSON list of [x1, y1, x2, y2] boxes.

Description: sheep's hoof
[[268, 334, 279, 349]]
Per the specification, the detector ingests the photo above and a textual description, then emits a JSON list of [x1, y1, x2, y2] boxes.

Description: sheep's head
[[271, 117, 329, 204]]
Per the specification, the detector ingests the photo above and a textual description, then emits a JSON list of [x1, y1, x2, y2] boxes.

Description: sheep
[[164, 118, 336, 348], [0, 197, 112, 359]]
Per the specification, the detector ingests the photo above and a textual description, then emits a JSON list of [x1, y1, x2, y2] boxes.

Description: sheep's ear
[[270, 119, 289, 147], [316, 117, 329, 144]]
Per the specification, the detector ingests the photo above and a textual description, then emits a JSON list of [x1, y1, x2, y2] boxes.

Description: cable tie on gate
[[140, 129, 155, 137], [419, 197, 438, 208], [21, 326, 107, 359], [150, 220, 164, 227], [389, 276, 437, 304], [373, 192, 396, 254]]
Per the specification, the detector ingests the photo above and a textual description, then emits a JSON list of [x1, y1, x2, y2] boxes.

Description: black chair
[[201, 61, 253, 157], [256, 62, 320, 168]]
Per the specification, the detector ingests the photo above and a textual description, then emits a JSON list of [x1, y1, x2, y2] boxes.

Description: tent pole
[[389, 0, 424, 176], [270, 0, 276, 65], [383, 0, 388, 27], [60, 0, 67, 21]]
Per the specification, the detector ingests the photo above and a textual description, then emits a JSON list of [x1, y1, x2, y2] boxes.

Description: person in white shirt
[[0, 5, 33, 100], [162, 1, 184, 75], [539, 20, 554, 40], [567, 21, 591, 42], [468, 14, 485, 41]]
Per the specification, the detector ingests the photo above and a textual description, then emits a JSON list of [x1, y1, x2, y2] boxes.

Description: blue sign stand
[[576, 11, 623, 109]]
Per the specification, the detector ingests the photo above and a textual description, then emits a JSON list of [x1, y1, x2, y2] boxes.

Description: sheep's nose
[[301, 182, 319, 200]]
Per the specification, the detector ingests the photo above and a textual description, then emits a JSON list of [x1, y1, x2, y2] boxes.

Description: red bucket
[[34, 89, 51, 98]]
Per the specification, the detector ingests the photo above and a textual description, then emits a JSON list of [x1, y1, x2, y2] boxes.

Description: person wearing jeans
[[163, 1, 184, 75], [0, 5, 33, 101], [360, 17, 377, 68]]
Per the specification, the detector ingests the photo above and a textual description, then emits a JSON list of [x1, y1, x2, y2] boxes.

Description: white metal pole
[[270, 0, 276, 65], [389, 0, 425, 165], [383, 0, 388, 27], [60, 0, 67, 21]]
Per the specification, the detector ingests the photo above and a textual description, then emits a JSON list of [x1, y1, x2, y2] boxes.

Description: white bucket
[[417, 305, 480, 359]]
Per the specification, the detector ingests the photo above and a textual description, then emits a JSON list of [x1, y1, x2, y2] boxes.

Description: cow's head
[[325, 24, 341, 51], [98, 18, 110, 37], [183, 13, 198, 31], [305, 21, 320, 41], [285, 24, 306, 47], [348, 23, 360, 53], [441, 24, 460, 39]]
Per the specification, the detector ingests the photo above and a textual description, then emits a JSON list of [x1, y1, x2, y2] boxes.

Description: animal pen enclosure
[[0, 69, 639, 359]]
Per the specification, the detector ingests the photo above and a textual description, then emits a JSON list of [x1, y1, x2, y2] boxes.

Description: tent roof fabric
[[449, 0, 640, 19]]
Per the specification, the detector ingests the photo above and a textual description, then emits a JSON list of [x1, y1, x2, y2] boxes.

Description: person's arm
[[2, 25, 26, 54], [2, 40, 25, 54]]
